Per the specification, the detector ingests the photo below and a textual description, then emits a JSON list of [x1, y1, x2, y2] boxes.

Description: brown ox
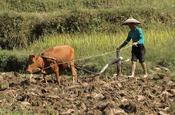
[[25, 45, 77, 84]]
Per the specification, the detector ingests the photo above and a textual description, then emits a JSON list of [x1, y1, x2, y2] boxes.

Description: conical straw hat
[[122, 18, 141, 25]]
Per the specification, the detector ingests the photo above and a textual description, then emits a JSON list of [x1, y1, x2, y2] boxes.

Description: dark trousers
[[131, 44, 145, 63]]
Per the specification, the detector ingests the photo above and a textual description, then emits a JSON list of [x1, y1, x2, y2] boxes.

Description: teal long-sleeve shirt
[[125, 26, 144, 44]]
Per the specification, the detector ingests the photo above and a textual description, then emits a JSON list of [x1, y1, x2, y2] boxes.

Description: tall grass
[[0, 24, 174, 73], [26, 25, 175, 71]]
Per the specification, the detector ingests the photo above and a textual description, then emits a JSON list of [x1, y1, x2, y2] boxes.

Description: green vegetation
[[0, 50, 26, 72], [28, 27, 175, 70], [0, 27, 174, 72], [1, 0, 175, 13], [0, 0, 174, 49], [0, 0, 174, 72]]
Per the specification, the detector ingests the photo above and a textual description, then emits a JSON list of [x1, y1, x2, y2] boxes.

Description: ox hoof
[[56, 80, 62, 85], [73, 79, 78, 84], [73, 77, 78, 83]]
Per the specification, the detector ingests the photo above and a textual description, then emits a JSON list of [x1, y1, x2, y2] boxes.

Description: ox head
[[25, 55, 44, 73]]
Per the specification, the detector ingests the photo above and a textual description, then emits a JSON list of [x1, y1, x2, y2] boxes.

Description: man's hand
[[132, 42, 138, 47]]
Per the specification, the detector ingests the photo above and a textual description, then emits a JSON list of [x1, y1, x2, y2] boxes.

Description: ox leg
[[41, 74, 47, 84], [41, 70, 47, 83], [50, 63, 61, 84], [70, 62, 77, 83]]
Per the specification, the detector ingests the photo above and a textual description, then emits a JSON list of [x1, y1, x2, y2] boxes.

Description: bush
[[0, 53, 27, 72], [0, 12, 28, 49], [0, 9, 174, 49]]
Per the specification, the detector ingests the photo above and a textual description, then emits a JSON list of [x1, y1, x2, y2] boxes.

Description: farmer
[[117, 18, 148, 78]]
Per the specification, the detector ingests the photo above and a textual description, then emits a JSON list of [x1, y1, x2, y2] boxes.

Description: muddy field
[[0, 67, 175, 115]]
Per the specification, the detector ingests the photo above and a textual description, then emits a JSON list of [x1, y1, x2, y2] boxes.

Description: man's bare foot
[[143, 74, 148, 78], [113, 74, 117, 78]]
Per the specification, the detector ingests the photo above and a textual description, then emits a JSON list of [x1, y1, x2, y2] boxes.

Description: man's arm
[[117, 32, 131, 50], [117, 40, 129, 50]]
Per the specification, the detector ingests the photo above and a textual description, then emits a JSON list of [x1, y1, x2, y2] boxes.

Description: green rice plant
[[26, 26, 175, 72]]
